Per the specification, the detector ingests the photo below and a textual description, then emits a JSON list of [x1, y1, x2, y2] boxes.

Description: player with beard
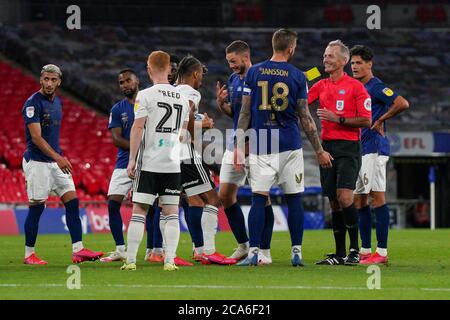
[[216, 40, 274, 264], [234, 29, 332, 266]]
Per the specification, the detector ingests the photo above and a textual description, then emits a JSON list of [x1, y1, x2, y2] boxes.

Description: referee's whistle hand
[[317, 150, 333, 168], [317, 108, 338, 123]]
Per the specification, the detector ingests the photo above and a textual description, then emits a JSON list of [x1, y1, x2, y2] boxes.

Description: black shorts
[[132, 170, 181, 205], [319, 140, 362, 199], [181, 158, 215, 197]]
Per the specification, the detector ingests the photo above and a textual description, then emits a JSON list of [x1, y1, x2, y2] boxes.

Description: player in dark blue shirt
[[22, 64, 103, 264], [235, 29, 332, 266], [350, 45, 409, 264], [101, 68, 140, 262], [216, 40, 274, 264]]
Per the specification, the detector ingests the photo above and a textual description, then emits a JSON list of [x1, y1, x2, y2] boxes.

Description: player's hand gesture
[[56, 156, 73, 174], [127, 159, 136, 179], [216, 81, 228, 106], [316, 150, 333, 168], [233, 146, 245, 172], [371, 119, 385, 137], [317, 108, 339, 123], [202, 113, 214, 129]]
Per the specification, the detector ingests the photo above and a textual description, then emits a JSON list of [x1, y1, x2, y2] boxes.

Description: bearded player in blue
[[350, 45, 409, 265], [234, 29, 333, 266], [216, 40, 275, 264]]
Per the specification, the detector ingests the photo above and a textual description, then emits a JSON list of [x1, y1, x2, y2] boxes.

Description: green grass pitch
[[1, 229, 449, 300]]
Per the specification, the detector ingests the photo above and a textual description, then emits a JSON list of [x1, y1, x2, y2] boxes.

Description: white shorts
[[219, 149, 249, 186], [22, 158, 76, 202], [248, 149, 304, 194], [107, 168, 133, 197], [354, 153, 389, 194]]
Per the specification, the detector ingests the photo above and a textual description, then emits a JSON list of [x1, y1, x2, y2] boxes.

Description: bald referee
[[308, 40, 372, 265]]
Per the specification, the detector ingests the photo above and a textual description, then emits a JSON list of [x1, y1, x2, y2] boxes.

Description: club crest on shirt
[[26, 106, 35, 118], [382, 88, 394, 97], [134, 101, 139, 112], [121, 112, 128, 125], [364, 98, 372, 111], [336, 100, 344, 111]]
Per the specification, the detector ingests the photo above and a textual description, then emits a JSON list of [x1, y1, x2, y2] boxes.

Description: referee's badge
[[336, 100, 344, 111], [26, 106, 35, 118]]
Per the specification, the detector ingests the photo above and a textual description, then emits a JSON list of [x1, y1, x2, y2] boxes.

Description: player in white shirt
[[176, 55, 236, 265], [121, 51, 190, 271]]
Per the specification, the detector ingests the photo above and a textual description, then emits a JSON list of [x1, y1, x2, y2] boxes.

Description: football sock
[[358, 205, 372, 250], [152, 205, 164, 249], [260, 249, 271, 260], [224, 202, 249, 244], [248, 193, 267, 248], [248, 246, 259, 260], [260, 205, 274, 250], [160, 214, 180, 264], [343, 203, 359, 251], [286, 193, 305, 246], [25, 246, 35, 258], [116, 245, 125, 254], [108, 200, 125, 246], [375, 204, 390, 251], [292, 245, 302, 259], [202, 205, 218, 255], [332, 211, 346, 257], [188, 206, 204, 248], [24, 203, 45, 248], [126, 214, 145, 264], [64, 199, 83, 244], [72, 241, 83, 253], [145, 205, 154, 249], [376, 247, 388, 257]]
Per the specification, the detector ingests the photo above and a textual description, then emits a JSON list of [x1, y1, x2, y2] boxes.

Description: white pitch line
[[1, 283, 450, 292]]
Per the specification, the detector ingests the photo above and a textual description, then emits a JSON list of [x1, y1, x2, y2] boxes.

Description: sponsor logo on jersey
[[338, 89, 346, 95], [364, 98, 372, 111], [382, 88, 394, 97], [295, 173, 303, 184], [26, 106, 35, 118], [134, 101, 139, 112], [336, 100, 344, 111]]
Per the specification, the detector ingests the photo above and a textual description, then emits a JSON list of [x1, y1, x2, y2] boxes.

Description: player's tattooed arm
[[296, 99, 334, 168], [296, 98, 323, 153], [236, 95, 251, 132]]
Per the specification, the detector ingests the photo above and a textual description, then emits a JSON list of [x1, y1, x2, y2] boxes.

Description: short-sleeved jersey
[[22, 91, 63, 162], [226, 73, 246, 151], [362, 77, 398, 156], [308, 73, 372, 141], [242, 60, 308, 155], [108, 99, 134, 169], [177, 84, 201, 160], [134, 84, 190, 173]]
